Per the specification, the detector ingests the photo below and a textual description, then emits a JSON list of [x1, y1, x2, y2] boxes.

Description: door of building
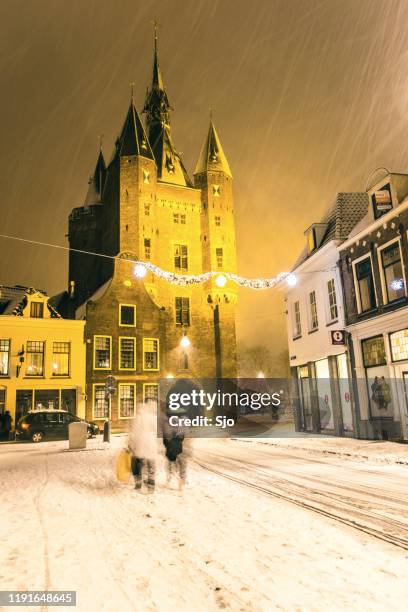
[[298, 366, 312, 431]]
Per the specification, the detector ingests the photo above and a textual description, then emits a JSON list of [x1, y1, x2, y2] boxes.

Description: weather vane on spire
[[99, 134, 104, 151], [130, 81, 135, 101], [151, 18, 161, 51]]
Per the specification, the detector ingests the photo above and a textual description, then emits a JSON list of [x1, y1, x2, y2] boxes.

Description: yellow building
[[0, 286, 86, 430], [64, 37, 238, 428]]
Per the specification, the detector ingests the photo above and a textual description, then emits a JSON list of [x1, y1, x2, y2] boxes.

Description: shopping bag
[[116, 449, 131, 484]]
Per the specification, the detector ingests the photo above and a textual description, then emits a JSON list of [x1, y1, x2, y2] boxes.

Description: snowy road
[[1, 437, 408, 611], [195, 439, 408, 550]]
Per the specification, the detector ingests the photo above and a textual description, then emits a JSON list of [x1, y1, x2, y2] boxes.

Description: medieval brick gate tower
[[67, 34, 238, 428]]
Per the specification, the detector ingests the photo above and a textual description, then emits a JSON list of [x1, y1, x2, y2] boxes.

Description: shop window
[[93, 336, 111, 370], [390, 329, 408, 362], [119, 384, 136, 418], [119, 304, 136, 327], [26, 341, 44, 376], [34, 389, 59, 410], [362, 336, 386, 368], [93, 384, 110, 419], [379, 241, 405, 303], [175, 297, 190, 326], [0, 389, 5, 417], [354, 257, 376, 312], [52, 342, 70, 376], [0, 340, 10, 376], [30, 302, 44, 318], [174, 244, 188, 271], [143, 338, 159, 371], [119, 337, 136, 370], [309, 291, 318, 330], [327, 279, 338, 321]]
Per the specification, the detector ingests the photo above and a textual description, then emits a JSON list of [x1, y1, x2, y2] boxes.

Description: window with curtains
[[354, 257, 376, 312], [119, 384, 136, 418], [30, 302, 44, 318], [327, 279, 338, 321], [380, 242, 405, 303], [93, 336, 111, 369], [309, 291, 318, 330], [293, 301, 301, 338], [52, 342, 70, 376], [93, 384, 110, 419], [0, 340, 10, 376], [143, 338, 159, 370], [26, 341, 44, 376]]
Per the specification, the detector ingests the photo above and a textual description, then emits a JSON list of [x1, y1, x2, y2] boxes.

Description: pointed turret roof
[[117, 101, 155, 159], [194, 121, 232, 178], [84, 150, 106, 205], [142, 33, 192, 187]]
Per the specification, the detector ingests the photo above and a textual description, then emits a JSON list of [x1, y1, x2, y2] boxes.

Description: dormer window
[[30, 302, 44, 318], [304, 223, 328, 254]]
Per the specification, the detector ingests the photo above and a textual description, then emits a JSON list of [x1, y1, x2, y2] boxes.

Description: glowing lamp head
[[215, 274, 227, 288], [166, 373, 174, 379], [134, 263, 147, 279], [180, 334, 191, 348], [286, 273, 297, 287], [257, 372, 265, 378]]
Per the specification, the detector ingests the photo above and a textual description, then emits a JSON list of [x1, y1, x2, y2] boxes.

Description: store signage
[[372, 184, 392, 219], [331, 330, 346, 345]]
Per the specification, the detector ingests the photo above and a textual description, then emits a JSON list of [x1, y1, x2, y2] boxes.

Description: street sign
[[331, 330, 346, 345], [105, 375, 117, 398]]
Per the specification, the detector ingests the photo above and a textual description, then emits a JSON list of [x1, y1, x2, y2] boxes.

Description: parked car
[[15, 410, 100, 443]]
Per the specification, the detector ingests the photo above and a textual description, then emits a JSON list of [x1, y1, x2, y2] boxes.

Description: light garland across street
[[134, 261, 297, 289], [0, 233, 298, 290]]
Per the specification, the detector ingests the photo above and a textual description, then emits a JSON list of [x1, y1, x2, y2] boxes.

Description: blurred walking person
[[3, 411, 12, 441], [128, 400, 157, 492], [162, 419, 189, 491]]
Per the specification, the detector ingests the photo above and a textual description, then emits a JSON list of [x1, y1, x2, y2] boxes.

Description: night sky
[[2, 0, 408, 358]]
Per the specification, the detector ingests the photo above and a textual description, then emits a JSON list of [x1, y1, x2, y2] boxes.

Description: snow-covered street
[[1, 436, 408, 611]]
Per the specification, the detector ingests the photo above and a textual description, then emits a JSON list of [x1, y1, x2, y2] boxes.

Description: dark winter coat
[[163, 434, 184, 462], [3, 413, 12, 432]]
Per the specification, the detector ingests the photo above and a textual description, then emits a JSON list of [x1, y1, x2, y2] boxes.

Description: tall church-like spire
[[143, 27, 192, 187], [84, 148, 106, 205], [194, 120, 232, 178], [116, 100, 155, 159]]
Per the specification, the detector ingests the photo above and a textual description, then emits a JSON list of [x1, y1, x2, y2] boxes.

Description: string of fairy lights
[[0, 234, 299, 289]]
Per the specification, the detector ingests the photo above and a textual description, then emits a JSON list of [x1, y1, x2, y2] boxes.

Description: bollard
[[103, 420, 110, 443]]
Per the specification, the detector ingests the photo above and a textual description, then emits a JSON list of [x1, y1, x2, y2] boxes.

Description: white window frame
[[292, 300, 301, 339], [118, 383, 136, 419], [308, 291, 318, 331], [118, 336, 136, 371], [119, 303, 136, 328], [143, 338, 160, 371], [376, 238, 406, 305], [93, 335, 112, 370], [327, 278, 338, 322], [352, 252, 378, 314], [92, 383, 111, 420]]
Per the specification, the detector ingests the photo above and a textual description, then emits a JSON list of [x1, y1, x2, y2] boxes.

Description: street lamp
[[180, 332, 191, 348]]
